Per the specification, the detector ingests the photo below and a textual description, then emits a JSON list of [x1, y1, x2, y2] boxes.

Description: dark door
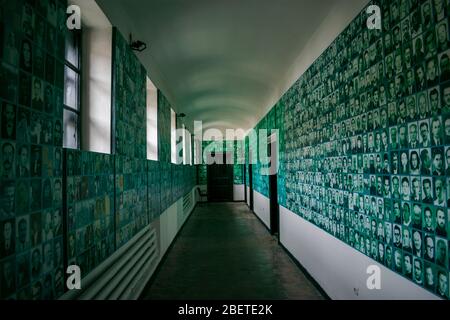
[[248, 163, 254, 210], [243, 164, 247, 204], [207, 154, 233, 202], [269, 173, 279, 236], [268, 138, 279, 237]]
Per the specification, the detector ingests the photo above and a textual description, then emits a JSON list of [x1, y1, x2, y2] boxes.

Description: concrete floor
[[141, 202, 325, 300]]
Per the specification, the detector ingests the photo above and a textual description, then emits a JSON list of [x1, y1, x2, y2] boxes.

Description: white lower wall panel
[[246, 186, 250, 206], [159, 187, 197, 258], [233, 184, 245, 201], [279, 206, 441, 300], [253, 190, 270, 228]]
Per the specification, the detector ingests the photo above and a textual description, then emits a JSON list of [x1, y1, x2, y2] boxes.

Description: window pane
[[146, 77, 158, 161], [64, 66, 79, 110], [63, 109, 79, 149], [171, 109, 177, 164], [65, 31, 80, 68]]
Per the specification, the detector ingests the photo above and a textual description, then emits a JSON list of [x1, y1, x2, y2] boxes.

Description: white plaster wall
[[279, 206, 442, 300], [246, 186, 250, 206], [70, 0, 113, 154], [158, 202, 176, 257], [159, 187, 197, 257], [233, 184, 245, 201], [81, 26, 113, 154], [147, 78, 158, 161], [253, 190, 270, 228]]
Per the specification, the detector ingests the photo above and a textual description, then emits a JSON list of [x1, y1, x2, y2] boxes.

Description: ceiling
[[95, 0, 366, 132]]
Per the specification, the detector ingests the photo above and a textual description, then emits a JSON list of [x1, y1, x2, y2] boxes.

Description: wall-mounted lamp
[[129, 33, 147, 52]]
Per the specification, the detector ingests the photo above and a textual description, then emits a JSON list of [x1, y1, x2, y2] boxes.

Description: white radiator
[[60, 225, 159, 300], [183, 192, 193, 213]]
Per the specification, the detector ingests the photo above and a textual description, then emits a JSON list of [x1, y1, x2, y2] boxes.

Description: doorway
[[248, 163, 254, 211], [268, 134, 279, 237], [207, 153, 233, 202], [269, 173, 279, 237], [243, 164, 247, 204]]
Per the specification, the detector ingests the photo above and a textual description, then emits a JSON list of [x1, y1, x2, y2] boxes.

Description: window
[[170, 108, 177, 163], [187, 131, 192, 165], [182, 124, 186, 164], [182, 125, 192, 165], [147, 77, 158, 160], [194, 139, 202, 165], [63, 30, 81, 149]]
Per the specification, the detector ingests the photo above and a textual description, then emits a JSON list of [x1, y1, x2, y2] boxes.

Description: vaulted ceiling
[[95, 0, 368, 132]]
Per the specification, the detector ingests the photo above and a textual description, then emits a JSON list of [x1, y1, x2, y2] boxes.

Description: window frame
[[63, 29, 82, 149], [171, 108, 177, 164], [146, 77, 158, 160]]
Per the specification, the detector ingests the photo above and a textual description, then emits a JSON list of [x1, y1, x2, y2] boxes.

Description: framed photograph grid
[[157, 92, 172, 164], [279, 0, 450, 299], [147, 160, 161, 221], [114, 156, 148, 248], [159, 161, 172, 212], [113, 29, 146, 159], [65, 149, 115, 280], [0, 0, 67, 300]]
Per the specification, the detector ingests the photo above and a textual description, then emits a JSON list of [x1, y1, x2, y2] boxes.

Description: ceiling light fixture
[[129, 33, 147, 52]]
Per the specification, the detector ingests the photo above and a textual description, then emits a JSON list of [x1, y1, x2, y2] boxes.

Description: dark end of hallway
[[140, 203, 325, 300]]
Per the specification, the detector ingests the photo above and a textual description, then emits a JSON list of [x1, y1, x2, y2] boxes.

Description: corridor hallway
[[140, 203, 324, 300]]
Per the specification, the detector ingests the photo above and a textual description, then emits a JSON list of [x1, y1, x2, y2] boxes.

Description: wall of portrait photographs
[[172, 163, 183, 201], [159, 161, 173, 213], [0, 0, 67, 300], [252, 117, 269, 197], [148, 160, 161, 222], [0, 0, 198, 300], [247, 101, 286, 205], [245, 136, 249, 188], [234, 140, 244, 185], [111, 27, 197, 253], [172, 163, 197, 201], [65, 150, 115, 276], [114, 156, 148, 248], [113, 29, 147, 159], [158, 91, 172, 164], [275, 100, 286, 206], [247, 0, 450, 299]]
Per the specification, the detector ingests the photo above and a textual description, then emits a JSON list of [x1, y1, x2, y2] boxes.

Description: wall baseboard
[[279, 206, 441, 300]]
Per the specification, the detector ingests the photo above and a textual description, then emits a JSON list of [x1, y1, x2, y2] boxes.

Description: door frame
[[243, 163, 247, 204], [268, 133, 279, 238], [248, 151, 254, 211], [206, 151, 233, 202]]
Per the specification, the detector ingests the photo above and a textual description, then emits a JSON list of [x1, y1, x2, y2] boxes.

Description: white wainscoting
[[233, 184, 245, 201], [279, 206, 441, 300]]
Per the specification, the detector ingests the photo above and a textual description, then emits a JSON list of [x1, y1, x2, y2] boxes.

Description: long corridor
[[141, 203, 324, 300]]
